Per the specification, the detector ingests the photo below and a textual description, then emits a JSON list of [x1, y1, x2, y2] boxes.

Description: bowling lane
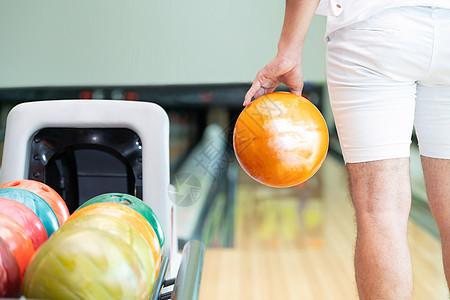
[[199, 155, 448, 300]]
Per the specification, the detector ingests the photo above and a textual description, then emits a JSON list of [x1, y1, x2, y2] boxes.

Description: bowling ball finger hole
[[120, 200, 131, 206]]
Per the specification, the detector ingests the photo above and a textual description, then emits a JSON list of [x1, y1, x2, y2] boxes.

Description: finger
[[244, 81, 261, 106], [266, 86, 277, 94], [254, 88, 266, 100]]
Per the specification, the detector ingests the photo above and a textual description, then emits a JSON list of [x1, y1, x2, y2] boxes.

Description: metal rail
[[171, 240, 205, 300], [150, 256, 170, 300]]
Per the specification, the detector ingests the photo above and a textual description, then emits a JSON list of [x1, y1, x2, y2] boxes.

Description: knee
[[346, 158, 412, 227], [353, 200, 411, 232]]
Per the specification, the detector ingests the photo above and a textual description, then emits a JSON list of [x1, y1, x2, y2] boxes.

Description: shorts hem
[[342, 148, 411, 164], [418, 150, 450, 160]]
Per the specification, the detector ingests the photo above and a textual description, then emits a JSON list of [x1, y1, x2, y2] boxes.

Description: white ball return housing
[[0, 99, 204, 299]]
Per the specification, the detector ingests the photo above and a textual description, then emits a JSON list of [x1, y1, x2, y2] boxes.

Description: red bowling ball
[[0, 212, 34, 277], [0, 237, 21, 297]]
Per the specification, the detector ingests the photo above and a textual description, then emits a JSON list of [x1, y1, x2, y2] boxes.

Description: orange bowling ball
[[233, 92, 328, 187], [0, 180, 69, 226]]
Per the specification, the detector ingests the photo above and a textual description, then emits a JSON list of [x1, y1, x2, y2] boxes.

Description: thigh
[[421, 157, 450, 231]]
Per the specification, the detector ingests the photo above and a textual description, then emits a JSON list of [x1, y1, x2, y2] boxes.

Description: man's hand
[[244, 54, 303, 106]]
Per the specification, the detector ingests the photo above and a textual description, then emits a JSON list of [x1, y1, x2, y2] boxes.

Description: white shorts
[[326, 6, 450, 163]]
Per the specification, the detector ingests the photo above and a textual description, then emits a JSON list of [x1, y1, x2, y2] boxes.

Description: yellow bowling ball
[[23, 227, 153, 300]]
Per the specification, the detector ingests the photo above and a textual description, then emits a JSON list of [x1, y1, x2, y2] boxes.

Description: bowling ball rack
[[1, 240, 204, 300], [0, 99, 217, 299], [151, 240, 205, 300]]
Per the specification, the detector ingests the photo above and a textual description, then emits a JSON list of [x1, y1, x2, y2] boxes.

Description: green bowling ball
[[0, 188, 59, 237], [79, 193, 165, 252], [23, 228, 151, 300]]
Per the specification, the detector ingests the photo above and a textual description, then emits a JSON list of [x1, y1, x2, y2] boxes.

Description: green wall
[[0, 1, 326, 88]]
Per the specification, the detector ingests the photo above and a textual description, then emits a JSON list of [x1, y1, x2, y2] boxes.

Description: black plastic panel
[[28, 128, 142, 213]]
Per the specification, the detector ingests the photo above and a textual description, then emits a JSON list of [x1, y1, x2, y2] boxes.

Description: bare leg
[[347, 158, 413, 299], [421, 156, 450, 288]]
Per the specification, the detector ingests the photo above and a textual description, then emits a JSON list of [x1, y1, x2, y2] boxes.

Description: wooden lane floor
[[199, 156, 448, 299]]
